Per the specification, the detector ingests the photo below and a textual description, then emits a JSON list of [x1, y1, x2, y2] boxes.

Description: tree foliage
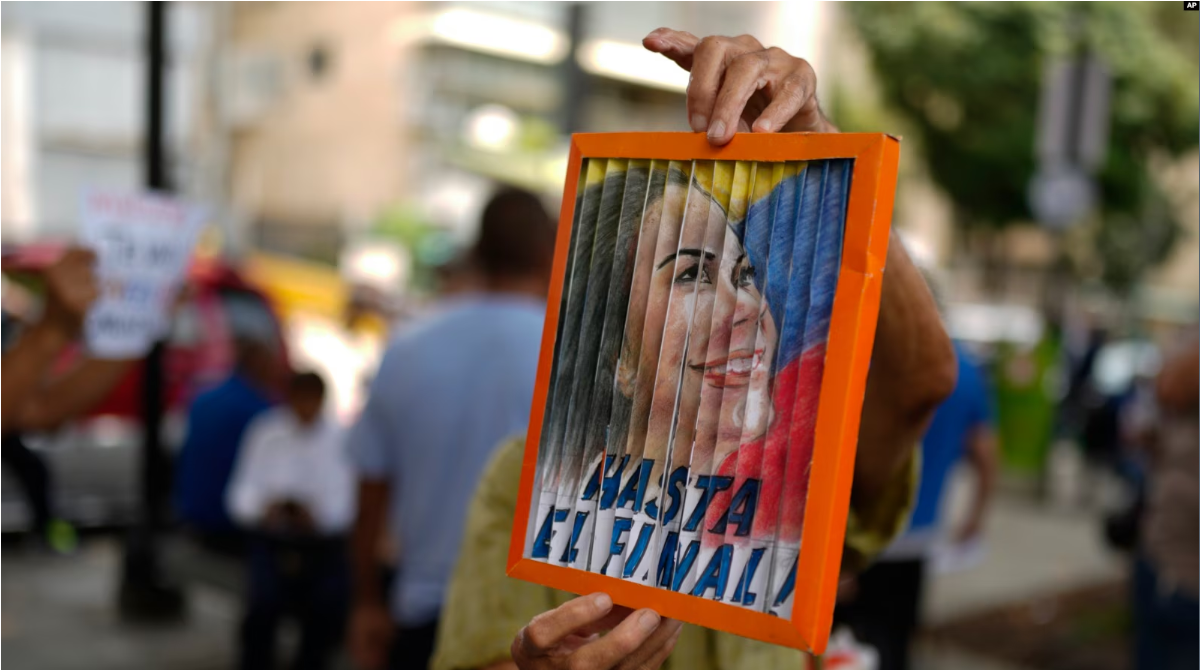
[[844, 2, 1198, 292]]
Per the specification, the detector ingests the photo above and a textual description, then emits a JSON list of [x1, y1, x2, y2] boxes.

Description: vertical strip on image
[[620, 160, 713, 585], [548, 159, 630, 567], [722, 161, 804, 609], [672, 160, 757, 596], [595, 160, 692, 578], [568, 159, 650, 570], [530, 158, 607, 560], [650, 160, 735, 592], [589, 160, 667, 574], [526, 166, 587, 555], [765, 158, 851, 616]]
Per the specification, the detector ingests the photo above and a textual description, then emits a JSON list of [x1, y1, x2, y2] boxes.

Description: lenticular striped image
[[547, 159, 629, 567], [596, 160, 692, 578], [619, 160, 716, 585], [668, 160, 755, 596], [722, 161, 804, 608], [650, 160, 735, 592], [529, 158, 607, 561], [564, 159, 651, 571], [588, 160, 669, 575], [764, 159, 851, 616], [527, 153, 852, 618]]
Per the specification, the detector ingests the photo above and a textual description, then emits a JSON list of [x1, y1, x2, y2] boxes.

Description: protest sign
[[79, 189, 207, 358]]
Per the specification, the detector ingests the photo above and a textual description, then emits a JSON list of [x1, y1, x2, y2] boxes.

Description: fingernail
[[638, 610, 660, 632], [691, 114, 708, 132], [592, 593, 613, 613], [708, 120, 726, 141], [753, 118, 773, 132]]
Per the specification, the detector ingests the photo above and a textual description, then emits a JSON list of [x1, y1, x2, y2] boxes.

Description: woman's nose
[[731, 286, 759, 328]]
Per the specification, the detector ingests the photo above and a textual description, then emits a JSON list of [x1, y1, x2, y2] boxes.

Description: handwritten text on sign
[[80, 189, 207, 358]]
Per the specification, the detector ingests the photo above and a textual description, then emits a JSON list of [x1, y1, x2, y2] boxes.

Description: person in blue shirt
[[835, 340, 998, 669], [347, 188, 556, 670], [174, 338, 283, 550]]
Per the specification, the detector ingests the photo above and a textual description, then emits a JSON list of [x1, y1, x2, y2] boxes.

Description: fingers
[[518, 593, 615, 658], [616, 618, 683, 670], [750, 57, 817, 133], [570, 608, 663, 669], [683, 34, 762, 135], [707, 50, 771, 144], [641, 27, 700, 72]]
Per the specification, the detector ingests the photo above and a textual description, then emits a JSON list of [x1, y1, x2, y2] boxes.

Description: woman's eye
[[675, 263, 699, 283], [737, 264, 756, 287], [699, 266, 713, 284]]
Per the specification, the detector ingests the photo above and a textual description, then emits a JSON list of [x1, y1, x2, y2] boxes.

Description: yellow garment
[[431, 437, 918, 670]]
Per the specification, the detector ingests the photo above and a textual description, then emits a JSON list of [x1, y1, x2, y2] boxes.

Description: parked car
[[1, 248, 289, 532]]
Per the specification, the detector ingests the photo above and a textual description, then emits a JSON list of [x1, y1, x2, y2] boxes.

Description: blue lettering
[[615, 459, 655, 513], [662, 467, 688, 526], [656, 531, 679, 588], [532, 508, 568, 559], [559, 511, 590, 564], [580, 457, 607, 502], [599, 455, 628, 510], [731, 547, 766, 606], [672, 540, 700, 592], [683, 475, 733, 532], [708, 479, 760, 536], [621, 522, 654, 578], [772, 555, 798, 609], [600, 517, 633, 574], [691, 545, 733, 599]]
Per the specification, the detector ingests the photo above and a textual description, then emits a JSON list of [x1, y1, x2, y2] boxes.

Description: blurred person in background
[[348, 187, 556, 669], [174, 337, 283, 553], [429, 28, 956, 670], [835, 338, 998, 669], [1131, 331, 1198, 669], [2, 247, 133, 552], [227, 370, 355, 669]]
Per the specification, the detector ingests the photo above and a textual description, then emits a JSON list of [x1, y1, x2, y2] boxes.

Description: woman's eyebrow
[[656, 248, 716, 270]]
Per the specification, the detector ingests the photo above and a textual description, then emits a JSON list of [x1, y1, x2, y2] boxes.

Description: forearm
[[1, 323, 72, 430], [963, 428, 999, 535], [852, 233, 956, 506], [352, 479, 389, 605], [17, 358, 134, 431]]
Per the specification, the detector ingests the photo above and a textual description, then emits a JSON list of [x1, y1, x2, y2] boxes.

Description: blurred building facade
[[0, 1, 215, 241]]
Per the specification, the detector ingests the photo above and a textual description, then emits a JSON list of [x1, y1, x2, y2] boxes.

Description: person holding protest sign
[[2, 246, 136, 551], [429, 28, 956, 670]]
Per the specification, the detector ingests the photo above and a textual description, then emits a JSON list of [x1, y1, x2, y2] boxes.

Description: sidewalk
[[1, 485, 1127, 669]]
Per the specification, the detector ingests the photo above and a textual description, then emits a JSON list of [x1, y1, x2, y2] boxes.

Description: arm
[[956, 424, 998, 543], [852, 236, 957, 506], [15, 358, 136, 431], [348, 479, 392, 669], [643, 28, 958, 504], [1, 323, 73, 429], [2, 248, 101, 431]]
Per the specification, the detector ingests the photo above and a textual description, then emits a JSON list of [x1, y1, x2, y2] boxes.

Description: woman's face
[[686, 212, 778, 446], [615, 180, 779, 450]]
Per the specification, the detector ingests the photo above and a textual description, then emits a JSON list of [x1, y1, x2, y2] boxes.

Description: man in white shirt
[[227, 371, 355, 669]]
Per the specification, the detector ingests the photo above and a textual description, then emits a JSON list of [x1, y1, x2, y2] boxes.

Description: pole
[[560, 3, 588, 134], [119, 0, 186, 621]]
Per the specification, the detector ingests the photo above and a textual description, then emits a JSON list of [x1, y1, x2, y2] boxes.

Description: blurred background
[[1, 1, 1197, 669]]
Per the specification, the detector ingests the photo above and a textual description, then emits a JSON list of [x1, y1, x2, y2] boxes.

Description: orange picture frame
[[508, 132, 900, 653]]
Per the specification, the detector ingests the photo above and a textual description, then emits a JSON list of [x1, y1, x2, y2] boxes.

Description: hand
[[954, 516, 983, 545], [511, 593, 682, 670], [348, 601, 393, 669], [41, 247, 99, 336], [642, 28, 837, 145]]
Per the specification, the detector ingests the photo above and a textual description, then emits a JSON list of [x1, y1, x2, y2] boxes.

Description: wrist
[[27, 319, 74, 354]]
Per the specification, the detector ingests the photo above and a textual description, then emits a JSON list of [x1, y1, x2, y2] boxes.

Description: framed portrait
[[509, 132, 900, 653]]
